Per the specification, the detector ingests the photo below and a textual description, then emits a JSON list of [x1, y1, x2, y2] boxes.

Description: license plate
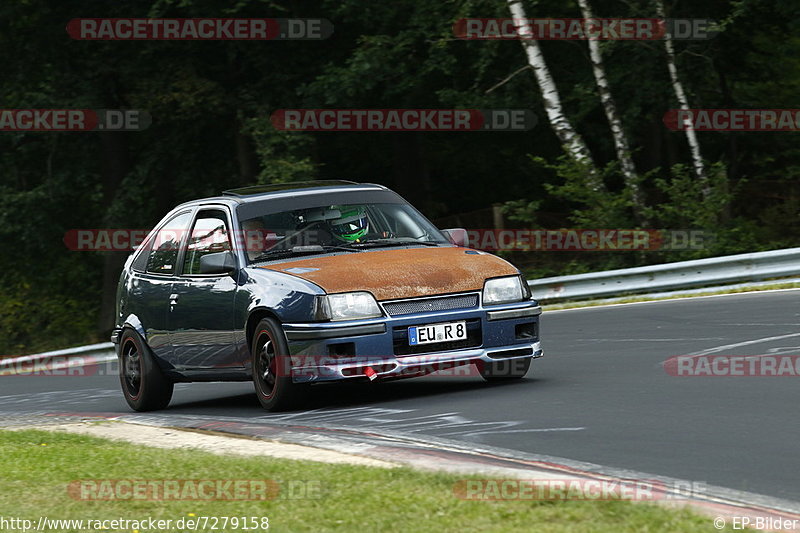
[[408, 321, 467, 346]]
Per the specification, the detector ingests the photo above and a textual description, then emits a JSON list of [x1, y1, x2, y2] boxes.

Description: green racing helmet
[[329, 205, 369, 242]]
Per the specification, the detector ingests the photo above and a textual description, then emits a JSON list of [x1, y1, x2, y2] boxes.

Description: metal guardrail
[[0, 342, 115, 371], [528, 247, 800, 302]]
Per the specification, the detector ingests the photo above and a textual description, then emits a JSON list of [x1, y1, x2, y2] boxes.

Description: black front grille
[[393, 318, 482, 356], [382, 293, 479, 317], [487, 347, 533, 359]]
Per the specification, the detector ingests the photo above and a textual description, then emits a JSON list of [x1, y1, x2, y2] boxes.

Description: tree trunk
[[654, 0, 708, 196], [506, 0, 603, 191], [235, 114, 257, 184], [577, 0, 647, 223]]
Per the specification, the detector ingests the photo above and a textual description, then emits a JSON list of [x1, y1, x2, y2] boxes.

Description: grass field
[[0, 429, 733, 532]]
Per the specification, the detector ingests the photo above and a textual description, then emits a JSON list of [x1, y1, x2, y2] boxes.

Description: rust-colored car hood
[[258, 246, 518, 300]]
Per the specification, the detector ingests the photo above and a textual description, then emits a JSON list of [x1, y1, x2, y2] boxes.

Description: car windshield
[[241, 202, 449, 263]]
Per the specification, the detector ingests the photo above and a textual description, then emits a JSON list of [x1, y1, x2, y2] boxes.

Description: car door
[[127, 210, 193, 361], [167, 207, 240, 371]]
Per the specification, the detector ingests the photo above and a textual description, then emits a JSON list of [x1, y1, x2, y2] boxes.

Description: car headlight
[[483, 275, 531, 305], [315, 292, 383, 321]]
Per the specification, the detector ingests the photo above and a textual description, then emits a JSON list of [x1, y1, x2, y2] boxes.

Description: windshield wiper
[[250, 244, 358, 263], [347, 239, 442, 249]]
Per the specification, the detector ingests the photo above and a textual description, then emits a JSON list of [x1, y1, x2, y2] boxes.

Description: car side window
[[144, 211, 192, 275], [143, 211, 192, 274], [183, 210, 232, 275]]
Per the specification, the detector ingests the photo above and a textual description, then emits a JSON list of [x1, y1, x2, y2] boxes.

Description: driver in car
[[327, 206, 370, 243]]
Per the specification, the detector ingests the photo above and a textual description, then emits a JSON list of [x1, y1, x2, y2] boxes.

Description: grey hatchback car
[[113, 181, 543, 411]]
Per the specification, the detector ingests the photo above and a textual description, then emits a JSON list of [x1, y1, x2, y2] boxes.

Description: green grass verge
[[0, 429, 733, 532], [543, 282, 800, 311]]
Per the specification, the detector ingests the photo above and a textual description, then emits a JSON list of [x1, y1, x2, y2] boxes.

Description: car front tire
[[119, 330, 174, 411], [252, 317, 303, 411], [478, 357, 531, 381]]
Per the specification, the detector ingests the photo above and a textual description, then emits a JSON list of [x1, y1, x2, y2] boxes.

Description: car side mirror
[[199, 250, 237, 275], [441, 228, 469, 247]]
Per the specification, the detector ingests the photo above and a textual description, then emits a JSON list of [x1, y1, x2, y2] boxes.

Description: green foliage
[[0, 283, 98, 356], [504, 159, 765, 278], [644, 163, 731, 229], [502, 199, 542, 225], [245, 119, 318, 185], [644, 163, 765, 259], [538, 155, 638, 228]]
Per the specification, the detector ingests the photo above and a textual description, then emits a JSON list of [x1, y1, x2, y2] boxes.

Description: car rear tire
[[478, 357, 531, 381], [252, 317, 303, 411], [119, 330, 174, 411]]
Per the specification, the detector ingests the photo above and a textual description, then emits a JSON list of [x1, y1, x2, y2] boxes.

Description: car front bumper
[[281, 299, 543, 383]]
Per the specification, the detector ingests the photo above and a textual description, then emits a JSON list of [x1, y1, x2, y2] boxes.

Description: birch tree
[[506, 0, 604, 191], [577, 0, 647, 220], [654, 0, 708, 196]]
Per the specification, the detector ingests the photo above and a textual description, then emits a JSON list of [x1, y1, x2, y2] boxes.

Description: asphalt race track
[[1, 290, 798, 503]]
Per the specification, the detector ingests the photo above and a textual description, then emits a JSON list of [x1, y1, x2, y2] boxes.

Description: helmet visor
[[330, 208, 368, 242]]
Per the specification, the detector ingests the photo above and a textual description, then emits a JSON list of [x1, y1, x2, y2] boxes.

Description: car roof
[[173, 181, 389, 210]]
